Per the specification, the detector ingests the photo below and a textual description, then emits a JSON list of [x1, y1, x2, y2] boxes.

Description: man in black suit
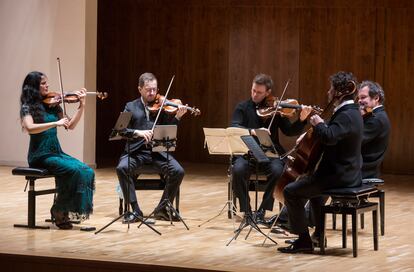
[[358, 81, 390, 178], [116, 72, 187, 223], [230, 73, 312, 223], [278, 71, 363, 253]]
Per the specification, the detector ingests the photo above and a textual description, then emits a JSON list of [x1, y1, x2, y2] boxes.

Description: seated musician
[[19, 71, 95, 230], [116, 72, 187, 223], [276, 80, 391, 233], [357, 81, 390, 179], [230, 73, 312, 223], [278, 71, 363, 253]]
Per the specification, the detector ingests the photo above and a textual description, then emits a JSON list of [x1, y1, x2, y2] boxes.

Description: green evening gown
[[23, 105, 94, 219]]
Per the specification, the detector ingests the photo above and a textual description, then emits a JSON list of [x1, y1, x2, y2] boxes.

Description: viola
[[257, 95, 322, 118], [360, 105, 373, 118], [43, 91, 108, 106], [147, 94, 201, 116], [257, 96, 303, 118]]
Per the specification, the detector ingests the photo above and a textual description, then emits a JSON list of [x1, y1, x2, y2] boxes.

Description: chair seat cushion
[[362, 178, 384, 185], [322, 184, 377, 197], [12, 167, 50, 177], [138, 164, 162, 175]]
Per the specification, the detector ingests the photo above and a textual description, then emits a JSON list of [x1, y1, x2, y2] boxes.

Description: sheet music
[[203, 127, 249, 156]]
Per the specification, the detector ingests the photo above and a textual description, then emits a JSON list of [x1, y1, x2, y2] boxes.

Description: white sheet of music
[[203, 127, 249, 156]]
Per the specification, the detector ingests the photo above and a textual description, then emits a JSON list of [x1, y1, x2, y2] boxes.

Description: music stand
[[137, 125, 189, 230], [226, 135, 278, 246], [198, 127, 250, 228], [254, 128, 279, 158], [95, 112, 161, 235], [248, 129, 289, 244]]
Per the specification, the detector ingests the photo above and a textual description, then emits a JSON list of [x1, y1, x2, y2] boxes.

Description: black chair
[[332, 178, 385, 236], [118, 163, 180, 215], [12, 167, 56, 229], [320, 184, 379, 257]]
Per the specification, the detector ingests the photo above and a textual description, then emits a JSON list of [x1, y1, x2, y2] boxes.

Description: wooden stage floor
[[1, 164, 413, 271]]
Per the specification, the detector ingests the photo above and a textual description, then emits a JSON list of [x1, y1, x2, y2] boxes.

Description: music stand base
[[198, 201, 238, 227], [226, 213, 278, 246], [138, 199, 189, 230], [95, 211, 161, 235]]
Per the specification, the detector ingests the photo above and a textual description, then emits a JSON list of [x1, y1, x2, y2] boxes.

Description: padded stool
[[332, 178, 385, 236], [12, 167, 55, 229], [320, 184, 379, 257]]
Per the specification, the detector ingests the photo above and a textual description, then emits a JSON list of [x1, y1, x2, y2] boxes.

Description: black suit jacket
[[231, 99, 306, 154], [313, 103, 363, 188], [122, 98, 179, 154], [361, 106, 390, 178]]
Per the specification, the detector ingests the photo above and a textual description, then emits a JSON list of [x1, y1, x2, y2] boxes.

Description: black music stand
[[95, 112, 161, 235], [226, 135, 278, 246], [137, 125, 189, 230], [254, 128, 279, 157]]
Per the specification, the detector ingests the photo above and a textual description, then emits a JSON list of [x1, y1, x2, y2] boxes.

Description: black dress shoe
[[154, 208, 180, 222], [278, 238, 314, 254], [253, 209, 268, 226], [123, 210, 144, 224]]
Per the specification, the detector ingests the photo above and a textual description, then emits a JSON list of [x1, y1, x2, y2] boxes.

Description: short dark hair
[[138, 72, 157, 88], [253, 73, 273, 91], [330, 71, 358, 100], [358, 80, 385, 104]]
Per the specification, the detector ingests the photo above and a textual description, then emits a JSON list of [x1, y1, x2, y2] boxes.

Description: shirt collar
[[333, 99, 354, 113], [373, 105, 383, 111]]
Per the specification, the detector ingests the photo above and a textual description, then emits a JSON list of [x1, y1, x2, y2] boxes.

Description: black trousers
[[116, 150, 184, 210], [232, 155, 284, 213], [282, 175, 327, 235]]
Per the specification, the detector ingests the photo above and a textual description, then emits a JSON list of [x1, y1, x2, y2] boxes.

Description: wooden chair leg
[[175, 187, 180, 213], [352, 211, 358, 257], [360, 213, 365, 229], [373, 208, 379, 251], [320, 211, 326, 255], [332, 213, 336, 230], [379, 190, 385, 236], [342, 213, 347, 248], [119, 198, 123, 215]]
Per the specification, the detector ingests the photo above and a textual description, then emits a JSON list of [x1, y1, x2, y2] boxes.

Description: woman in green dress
[[19, 71, 94, 230]]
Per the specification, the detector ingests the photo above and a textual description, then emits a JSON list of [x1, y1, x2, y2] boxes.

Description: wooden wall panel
[[382, 8, 414, 174], [299, 7, 378, 107], [96, 0, 414, 174], [228, 7, 300, 149]]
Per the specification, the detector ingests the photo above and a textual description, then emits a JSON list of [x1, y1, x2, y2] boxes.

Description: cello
[[273, 82, 357, 203]]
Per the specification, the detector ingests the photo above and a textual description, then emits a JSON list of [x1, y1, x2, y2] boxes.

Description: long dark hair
[[20, 71, 45, 122]]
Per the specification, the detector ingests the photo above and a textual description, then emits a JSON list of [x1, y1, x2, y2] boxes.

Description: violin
[[257, 95, 302, 118], [257, 95, 322, 118], [43, 91, 108, 106], [147, 94, 201, 116]]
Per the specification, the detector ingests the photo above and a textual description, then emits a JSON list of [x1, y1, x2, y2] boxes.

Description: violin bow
[[267, 78, 291, 130], [150, 75, 175, 132], [56, 57, 68, 130]]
